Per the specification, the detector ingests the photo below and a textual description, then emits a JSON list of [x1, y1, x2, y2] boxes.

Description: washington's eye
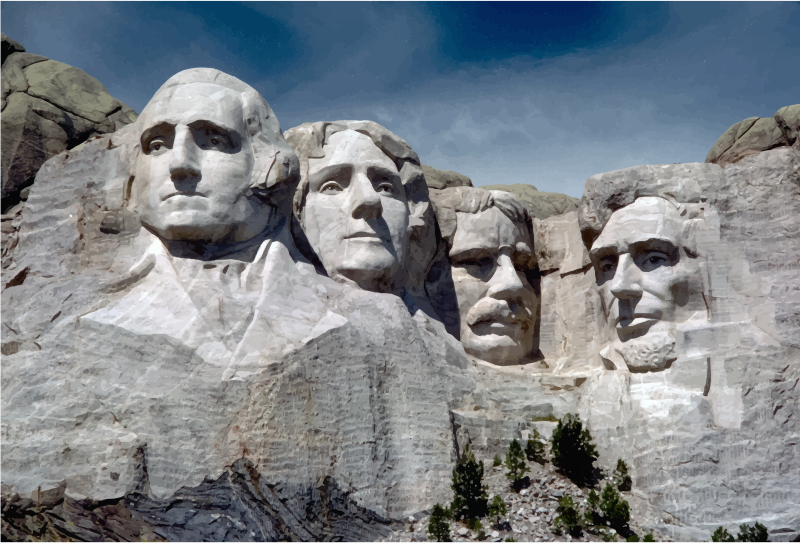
[[320, 181, 344, 194], [149, 139, 168, 154]]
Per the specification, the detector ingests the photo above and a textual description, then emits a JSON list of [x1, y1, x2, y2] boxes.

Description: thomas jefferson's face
[[134, 83, 269, 244], [590, 197, 696, 344], [450, 207, 538, 365], [302, 130, 409, 292]]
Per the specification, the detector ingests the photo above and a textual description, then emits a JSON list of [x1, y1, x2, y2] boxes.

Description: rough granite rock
[[705, 105, 799, 166], [482, 183, 580, 221], [421, 163, 474, 190], [1, 34, 137, 213]]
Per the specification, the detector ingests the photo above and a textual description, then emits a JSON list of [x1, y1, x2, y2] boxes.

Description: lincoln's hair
[[578, 164, 707, 252]]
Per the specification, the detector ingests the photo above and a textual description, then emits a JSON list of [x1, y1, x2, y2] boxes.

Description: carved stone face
[[134, 83, 269, 244], [590, 197, 700, 369], [302, 130, 409, 292], [450, 207, 537, 365]]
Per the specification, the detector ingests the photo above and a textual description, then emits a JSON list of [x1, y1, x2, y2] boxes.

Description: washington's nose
[[350, 172, 382, 220], [609, 253, 643, 300], [169, 127, 201, 181], [487, 252, 525, 299]]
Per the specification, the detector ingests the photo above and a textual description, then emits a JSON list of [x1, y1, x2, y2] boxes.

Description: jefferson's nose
[[487, 251, 525, 300], [350, 172, 382, 220], [169, 126, 201, 181], [609, 253, 643, 300]]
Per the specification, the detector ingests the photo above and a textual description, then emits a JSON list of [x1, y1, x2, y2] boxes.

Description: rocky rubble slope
[[1, 33, 137, 270]]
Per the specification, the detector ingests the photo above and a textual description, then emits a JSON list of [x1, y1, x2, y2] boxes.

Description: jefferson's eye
[[320, 181, 344, 194]]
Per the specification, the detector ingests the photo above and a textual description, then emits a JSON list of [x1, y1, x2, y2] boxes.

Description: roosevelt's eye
[[320, 181, 344, 194], [640, 251, 670, 271]]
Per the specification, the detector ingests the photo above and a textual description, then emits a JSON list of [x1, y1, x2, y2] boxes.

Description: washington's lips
[[162, 191, 205, 201]]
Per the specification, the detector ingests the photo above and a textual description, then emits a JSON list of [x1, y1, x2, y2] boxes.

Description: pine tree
[[487, 495, 507, 526], [550, 413, 598, 486], [600, 483, 631, 532], [613, 459, 632, 492], [711, 526, 735, 542], [450, 444, 488, 521], [428, 504, 452, 542], [525, 429, 546, 464], [737, 522, 769, 542], [504, 439, 530, 491]]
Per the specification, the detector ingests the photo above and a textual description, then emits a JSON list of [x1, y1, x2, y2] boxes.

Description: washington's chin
[[462, 330, 532, 365]]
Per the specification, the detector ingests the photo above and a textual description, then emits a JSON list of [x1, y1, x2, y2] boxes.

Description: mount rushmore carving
[[1, 63, 798, 542]]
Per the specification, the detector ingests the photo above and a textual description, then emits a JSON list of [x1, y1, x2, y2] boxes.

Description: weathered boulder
[[482, 182, 579, 220], [0, 34, 137, 214], [705, 105, 798, 166], [421, 163, 473, 189]]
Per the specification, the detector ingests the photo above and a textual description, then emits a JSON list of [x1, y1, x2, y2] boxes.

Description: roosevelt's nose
[[609, 253, 643, 300], [349, 171, 382, 221], [169, 126, 201, 182], [486, 251, 525, 300]]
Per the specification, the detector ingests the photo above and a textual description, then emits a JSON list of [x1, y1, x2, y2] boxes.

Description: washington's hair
[[130, 68, 299, 208]]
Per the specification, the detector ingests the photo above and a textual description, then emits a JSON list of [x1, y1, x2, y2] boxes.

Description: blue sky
[[3, 2, 799, 197]]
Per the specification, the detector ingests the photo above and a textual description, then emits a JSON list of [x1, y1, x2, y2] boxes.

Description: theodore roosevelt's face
[[449, 207, 538, 365], [590, 197, 697, 344], [134, 83, 268, 244], [302, 130, 409, 292]]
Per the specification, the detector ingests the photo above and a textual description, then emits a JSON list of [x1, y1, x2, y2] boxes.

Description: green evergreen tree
[[493, 454, 503, 467], [487, 495, 507, 526], [584, 489, 601, 526], [613, 459, 632, 492], [504, 439, 530, 490], [599, 483, 631, 532], [525, 429, 546, 464], [737, 522, 769, 542], [553, 495, 583, 537], [550, 413, 598, 486], [428, 504, 452, 542], [711, 526, 735, 542], [450, 444, 488, 521], [642, 535, 655, 542]]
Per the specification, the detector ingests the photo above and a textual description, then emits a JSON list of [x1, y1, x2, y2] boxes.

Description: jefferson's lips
[[162, 191, 205, 201]]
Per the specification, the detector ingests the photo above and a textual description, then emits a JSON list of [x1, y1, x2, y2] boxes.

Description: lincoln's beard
[[615, 325, 677, 373]]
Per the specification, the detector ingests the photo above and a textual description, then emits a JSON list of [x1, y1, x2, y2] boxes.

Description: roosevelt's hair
[[578, 164, 708, 252], [428, 186, 533, 249], [129, 68, 299, 208]]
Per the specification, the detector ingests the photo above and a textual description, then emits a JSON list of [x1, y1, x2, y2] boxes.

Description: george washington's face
[[134, 83, 269, 244]]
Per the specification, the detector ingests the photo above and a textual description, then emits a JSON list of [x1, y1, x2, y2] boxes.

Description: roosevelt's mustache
[[466, 298, 533, 327]]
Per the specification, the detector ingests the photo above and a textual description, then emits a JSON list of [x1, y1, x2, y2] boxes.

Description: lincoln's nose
[[609, 253, 643, 300]]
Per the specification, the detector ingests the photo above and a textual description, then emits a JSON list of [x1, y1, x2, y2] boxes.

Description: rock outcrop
[[705, 104, 799, 166], [1, 34, 137, 214], [1, 53, 798, 543], [482, 183, 580, 221], [421, 163, 474, 190]]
